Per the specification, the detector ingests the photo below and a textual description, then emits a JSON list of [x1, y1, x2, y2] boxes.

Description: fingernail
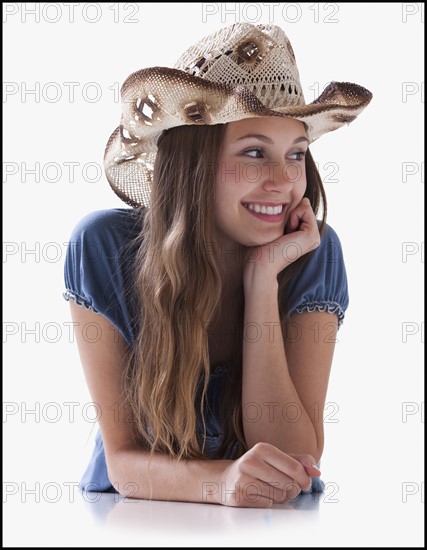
[[311, 464, 321, 473]]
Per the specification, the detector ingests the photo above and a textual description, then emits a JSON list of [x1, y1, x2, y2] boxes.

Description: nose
[[262, 159, 300, 191]]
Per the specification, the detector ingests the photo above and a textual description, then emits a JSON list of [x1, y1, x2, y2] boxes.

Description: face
[[214, 117, 308, 248]]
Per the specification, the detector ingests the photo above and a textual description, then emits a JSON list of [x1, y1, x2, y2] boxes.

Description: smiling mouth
[[241, 202, 288, 215]]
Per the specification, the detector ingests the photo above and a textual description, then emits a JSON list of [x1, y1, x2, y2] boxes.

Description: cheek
[[213, 183, 231, 225], [213, 187, 244, 235], [295, 173, 307, 198], [215, 172, 242, 210]]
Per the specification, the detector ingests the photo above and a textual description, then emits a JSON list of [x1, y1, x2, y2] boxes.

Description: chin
[[243, 234, 282, 248], [255, 229, 284, 244]]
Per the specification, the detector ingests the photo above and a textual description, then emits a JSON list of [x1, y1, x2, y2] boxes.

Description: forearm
[[108, 447, 232, 505], [242, 276, 319, 459]]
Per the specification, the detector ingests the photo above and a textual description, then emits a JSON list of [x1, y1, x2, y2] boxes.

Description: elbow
[[315, 431, 325, 464], [311, 436, 324, 466], [312, 448, 323, 466], [105, 453, 124, 494], [105, 449, 146, 499], [308, 425, 324, 465]]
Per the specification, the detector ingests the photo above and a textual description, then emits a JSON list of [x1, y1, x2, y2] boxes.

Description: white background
[[3, 2, 424, 547]]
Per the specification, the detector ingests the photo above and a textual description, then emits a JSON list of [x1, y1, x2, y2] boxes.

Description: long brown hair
[[123, 123, 327, 486]]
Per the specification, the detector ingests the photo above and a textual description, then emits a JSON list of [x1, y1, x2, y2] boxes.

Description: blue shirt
[[63, 208, 349, 493]]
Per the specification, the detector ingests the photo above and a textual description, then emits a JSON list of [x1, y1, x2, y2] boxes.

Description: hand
[[243, 197, 321, 284], [215, 442, 321, 508]]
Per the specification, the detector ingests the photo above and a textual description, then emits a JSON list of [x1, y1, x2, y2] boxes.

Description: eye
[[243, 147, 264, 159], [289, 151, 307, 161]]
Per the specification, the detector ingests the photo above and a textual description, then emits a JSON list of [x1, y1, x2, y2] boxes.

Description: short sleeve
[[281, 222, 349, 329], [63, 208, 143, 346]]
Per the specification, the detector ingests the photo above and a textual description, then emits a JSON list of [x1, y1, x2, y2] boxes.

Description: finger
[[295, 207, 319, 239], [288, 202, 304, 231], [223, 477, 274, 508], [244, 458, 306, 501], [284, 217, 293, 235], [243, 448, 310, 497], [286, 210, 298, 233], [290, 209, 304, 232], [284, 482, 301, 501], [290, 453, 322, 477], [298, 199, 316, 221], [250, 478, 295, 504], [255, 444, 312, 491], [287, 198, 312, 232], [259, 476, 302, 503]]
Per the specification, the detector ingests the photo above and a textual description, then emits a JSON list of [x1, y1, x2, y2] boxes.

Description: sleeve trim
[[63, 289, 100, 314], [291, 300, 345, 328]]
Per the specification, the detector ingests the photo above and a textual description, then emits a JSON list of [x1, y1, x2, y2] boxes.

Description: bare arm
[[69, 302, 231, 504], [70, 302, 319, 507], [241, 276, 337, 463]]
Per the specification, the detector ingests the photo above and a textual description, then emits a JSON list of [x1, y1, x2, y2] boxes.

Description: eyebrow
[[234, 133, 309, 145]]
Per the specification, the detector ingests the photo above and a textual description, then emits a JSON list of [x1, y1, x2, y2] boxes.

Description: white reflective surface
[[4, 484, 423, 547]]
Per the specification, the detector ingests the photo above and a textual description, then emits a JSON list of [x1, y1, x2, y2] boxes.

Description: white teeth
[[244, 203, 283, 215]]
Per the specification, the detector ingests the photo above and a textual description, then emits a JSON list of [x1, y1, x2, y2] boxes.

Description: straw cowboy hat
[[104, 23, 373, 207]]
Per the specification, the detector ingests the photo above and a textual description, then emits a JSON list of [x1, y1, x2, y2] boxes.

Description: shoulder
[[66, 207, 147, 267], [303, 219, 347, 274], [63, 208, 147, 345], [305, 220, 347, 270], [282, 220, 350, 328], [68, 208, 143, 244], [317, 220, 344, 255]]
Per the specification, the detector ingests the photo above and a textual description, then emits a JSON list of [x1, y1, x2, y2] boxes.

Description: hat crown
[[174, 23, 306, 109]]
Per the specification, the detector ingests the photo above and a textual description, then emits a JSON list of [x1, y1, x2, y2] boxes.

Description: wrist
[[243, 265, 279, 295], [207, 460, 233, 506]]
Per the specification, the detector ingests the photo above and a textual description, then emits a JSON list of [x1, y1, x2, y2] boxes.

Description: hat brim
[[104, 67, 372, 207]]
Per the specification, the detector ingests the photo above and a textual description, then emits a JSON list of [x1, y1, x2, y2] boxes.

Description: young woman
[[63, 23, 372, 508]]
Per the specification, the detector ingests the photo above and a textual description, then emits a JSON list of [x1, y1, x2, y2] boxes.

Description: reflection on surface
[[82, 491, 320, 533]]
